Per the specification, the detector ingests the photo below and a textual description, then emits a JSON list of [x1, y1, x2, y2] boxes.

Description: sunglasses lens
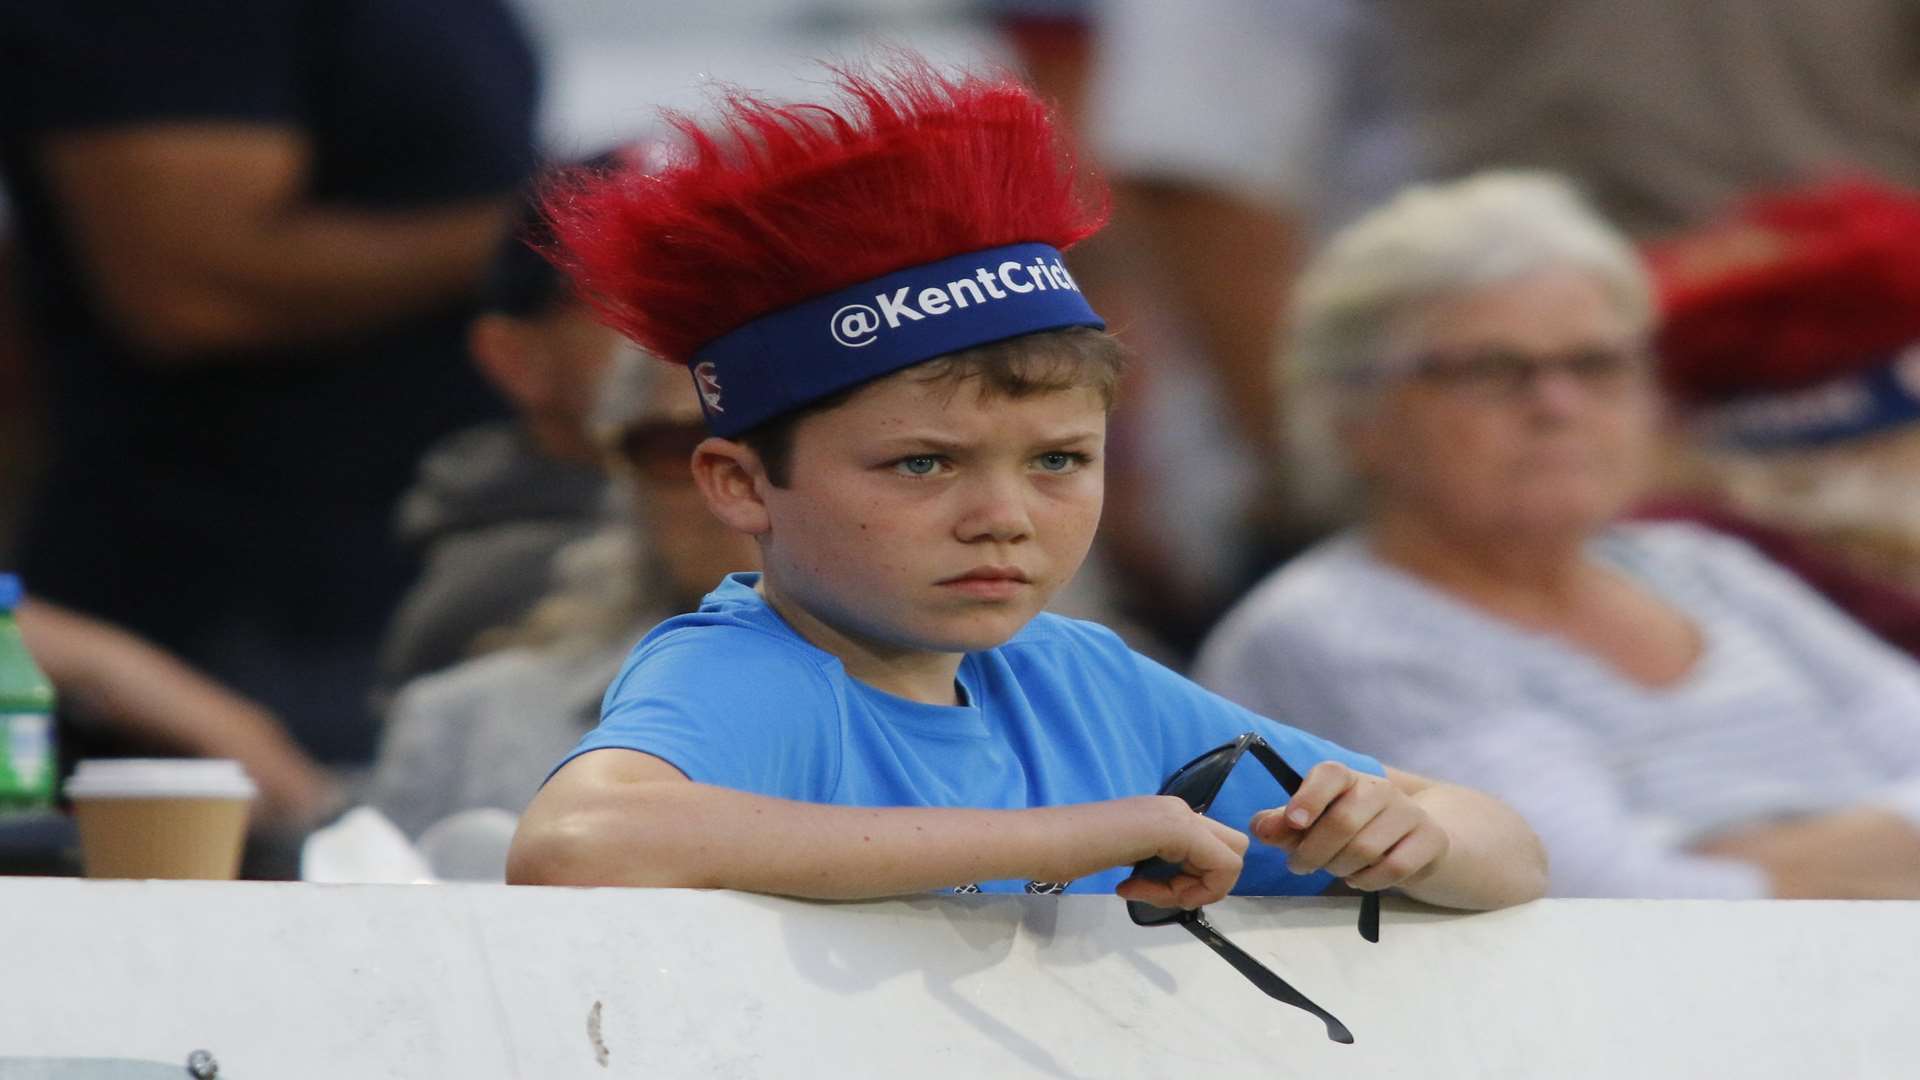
[[619, 423, 706, 482], [1126, 898, 1184, 926], [1159, 745, 1240, 810], [1129, 737, 1257, 928]]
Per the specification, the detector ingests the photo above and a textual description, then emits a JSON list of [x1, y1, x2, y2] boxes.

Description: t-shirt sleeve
[[551, 628, 843, 802], [9, 1, 307, 132]]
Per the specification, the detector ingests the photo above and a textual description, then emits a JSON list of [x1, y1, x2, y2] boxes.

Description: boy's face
[[758, 369, 1107, 660]]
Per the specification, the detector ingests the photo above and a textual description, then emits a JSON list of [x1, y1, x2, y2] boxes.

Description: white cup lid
[[64, 758, 258, 800]]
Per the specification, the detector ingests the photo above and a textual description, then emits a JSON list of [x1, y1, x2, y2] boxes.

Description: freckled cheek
[[1049, 481, 1105, 528]]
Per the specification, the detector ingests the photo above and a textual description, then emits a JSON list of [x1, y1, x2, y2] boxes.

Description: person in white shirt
[[1197, 172, 1920, 899]]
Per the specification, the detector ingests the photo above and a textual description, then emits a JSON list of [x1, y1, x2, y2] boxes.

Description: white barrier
[[0, 878, 1913, 1078]]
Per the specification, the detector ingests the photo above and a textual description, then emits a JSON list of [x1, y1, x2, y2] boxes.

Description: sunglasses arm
[[1176, 911, 1355, 1044], [1243, 740, 1382, 943]]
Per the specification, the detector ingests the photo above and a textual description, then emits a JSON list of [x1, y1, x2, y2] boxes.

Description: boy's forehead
[[811, 368, 1107, 437]]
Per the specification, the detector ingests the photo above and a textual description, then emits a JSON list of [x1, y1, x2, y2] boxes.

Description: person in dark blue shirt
[[0, 0, 540, 763]]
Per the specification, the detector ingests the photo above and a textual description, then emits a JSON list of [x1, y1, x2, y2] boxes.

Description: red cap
[[1648, 178, 1920, 404]]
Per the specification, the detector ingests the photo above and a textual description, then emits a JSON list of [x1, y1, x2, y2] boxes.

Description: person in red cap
[[507, 59, 1543, 917]]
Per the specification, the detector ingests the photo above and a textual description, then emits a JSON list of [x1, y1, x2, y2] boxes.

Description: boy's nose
[[955, 475, 1034, 544]]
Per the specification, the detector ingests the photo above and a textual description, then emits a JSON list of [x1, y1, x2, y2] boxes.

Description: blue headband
[[686, 242, 1104, 436], [1696, 344, 1920, 449]]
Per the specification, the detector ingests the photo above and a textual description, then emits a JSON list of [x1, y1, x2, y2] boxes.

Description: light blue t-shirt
[[557, 573, 1383, 895]]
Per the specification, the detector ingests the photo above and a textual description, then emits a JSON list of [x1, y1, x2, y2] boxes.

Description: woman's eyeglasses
[[1126, 732, 1380, 1044], [1401, 342, 1652, 402]]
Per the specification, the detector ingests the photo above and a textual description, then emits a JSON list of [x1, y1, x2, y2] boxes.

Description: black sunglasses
[[615, 420, 707, 485], [1126, 732, 1381, 1044]]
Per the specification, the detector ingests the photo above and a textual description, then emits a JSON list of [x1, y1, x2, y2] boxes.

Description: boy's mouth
[[937, 565, 1032, 600]]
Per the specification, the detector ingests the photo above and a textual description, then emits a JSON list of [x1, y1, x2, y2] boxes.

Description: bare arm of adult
[[17, 599, 342, 831], [37, 125, 512, 360], [1254, 763, 1548, 911], [507, 748, 1250, 904], [1120, 180, 1299, 460], [1691, 807, 1920, 899]]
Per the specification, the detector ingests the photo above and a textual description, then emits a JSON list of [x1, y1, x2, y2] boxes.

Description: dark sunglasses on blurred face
[[1127, 732, 1380, 1044], [1401, 341, 1653, 401], [616, 420, 708, 485]]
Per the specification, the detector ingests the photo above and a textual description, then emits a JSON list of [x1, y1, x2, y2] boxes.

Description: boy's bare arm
[[1254, 764, 1548, 911], [508, 749, 1248, 904]]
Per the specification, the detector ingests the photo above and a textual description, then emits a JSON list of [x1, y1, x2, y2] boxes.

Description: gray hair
[[1282, 171, 1655, 519]]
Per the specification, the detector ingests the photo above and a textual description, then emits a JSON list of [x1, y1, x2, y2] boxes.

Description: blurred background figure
[[361, 352, 759, 848], [1637, 178, 1920, 660], [9, 0, 1919, 853], [1082, 0, 1409, 639], [1197, 173, 1920, 899], [0, 217, 35, 562], [0, 0, 541, 765], [1067, 0, 1920, 651], [16, 598, 342, 837], [376, 154, 643, 699], [1380, 1, 1920, 237]]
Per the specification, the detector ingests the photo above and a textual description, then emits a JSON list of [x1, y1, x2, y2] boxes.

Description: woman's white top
[[1196, 522, 1920, 898]]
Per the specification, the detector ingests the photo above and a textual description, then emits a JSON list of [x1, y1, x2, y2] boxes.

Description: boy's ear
[[691, 437, 773, 536]]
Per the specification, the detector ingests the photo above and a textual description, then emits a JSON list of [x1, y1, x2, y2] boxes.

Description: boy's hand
[[1113, 796, 1251, 909], [1252, 763, 1450, 892]]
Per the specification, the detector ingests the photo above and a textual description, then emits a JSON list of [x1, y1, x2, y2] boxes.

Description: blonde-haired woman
[[1198, 172, 1920, 900]]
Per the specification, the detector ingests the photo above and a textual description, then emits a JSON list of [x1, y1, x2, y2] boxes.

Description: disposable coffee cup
[[64, 759, 257, 880]]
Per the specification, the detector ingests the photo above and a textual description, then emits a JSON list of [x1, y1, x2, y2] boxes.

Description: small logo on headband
[[693, 361, 725, 413], [830, 304, 883, 348], [825, 256, 1083, 351]]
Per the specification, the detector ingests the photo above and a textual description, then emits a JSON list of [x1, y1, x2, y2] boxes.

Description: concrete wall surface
[[0, 878, 1913, 1079]]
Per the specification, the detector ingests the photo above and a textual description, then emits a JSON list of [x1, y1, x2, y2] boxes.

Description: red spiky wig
[[539, 57, 1109, 367]]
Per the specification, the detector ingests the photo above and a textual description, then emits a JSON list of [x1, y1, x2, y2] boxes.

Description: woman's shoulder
[[1203, 534, 1473, 660], [1601, 518, 1764, 563], [1598, 519, 1793, 596]]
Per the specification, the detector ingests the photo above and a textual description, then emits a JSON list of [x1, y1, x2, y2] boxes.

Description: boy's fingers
[[1279, 762, 1359, 831], [1115, 876, 1177, 905], [1118, 817, 1248, 909], [1251, 810, 1300, 850], [1204, 815, 1252, 856], [1287, 796, 1386, 874], [1323, 801, 1422, 879], [1343, 826, 1448, 892], [1116, 868, 1220, 909], [1181, 823, 1246, 901]]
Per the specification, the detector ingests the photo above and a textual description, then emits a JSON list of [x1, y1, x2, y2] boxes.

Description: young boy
[[508, 60, 1546, 911]]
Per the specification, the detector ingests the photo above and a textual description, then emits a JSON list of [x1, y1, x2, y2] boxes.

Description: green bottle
[[0, 574, 57, 814]]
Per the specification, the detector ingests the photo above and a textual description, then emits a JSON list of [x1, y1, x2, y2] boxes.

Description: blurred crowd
[[4, 0, 1920, 897]]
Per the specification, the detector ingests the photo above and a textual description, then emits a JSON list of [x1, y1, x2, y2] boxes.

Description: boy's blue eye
[[1036, 451, 1085, 473], [897, 455, 941, 476]]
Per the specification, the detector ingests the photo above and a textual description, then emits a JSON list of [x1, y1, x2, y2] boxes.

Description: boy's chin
[[908, 608, 1038, 654]]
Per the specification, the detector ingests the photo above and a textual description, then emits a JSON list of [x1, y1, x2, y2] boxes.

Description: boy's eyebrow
[[873, 428, 1104, 451]]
